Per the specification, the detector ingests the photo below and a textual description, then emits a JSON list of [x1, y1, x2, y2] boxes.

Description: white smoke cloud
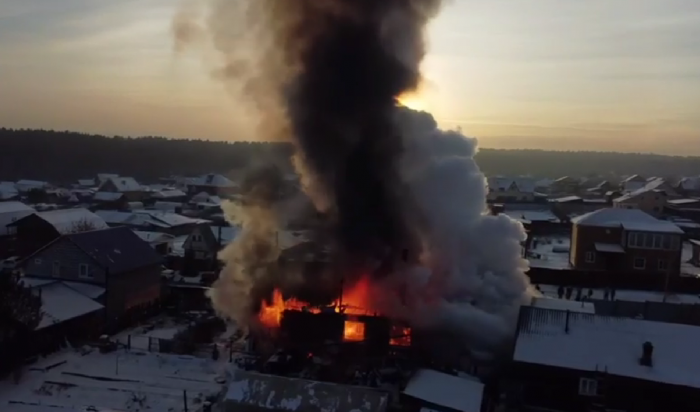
[[374, 108, 532, 359]]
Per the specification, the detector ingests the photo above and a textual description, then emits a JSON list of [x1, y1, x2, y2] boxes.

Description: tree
[[69, 218, 98, 233], [26, 188, 49, 204], [0, 272, 43, 376]]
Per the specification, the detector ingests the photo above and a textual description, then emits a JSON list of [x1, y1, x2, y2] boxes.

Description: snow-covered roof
[[188, 173, 236, 188], [61, 281, 106, 299], [134, 230, 175, 244], [679, 176, 700, 191], [224, 370, 388, 412], [403, 369, 484, 412], [32, 282, 104, 330], [134, 210, 209, 227], [515, 307, 700, 389], [33, 208, 109, 234], [571, 208, 683, 234], [209, 226, 238, 245], [66, 227, 163, 273], [668, 198, 700, 206], [16, 179, 49, 188], [503, 210, 559, 224], [0, 201, 34, 214], [529, 297, 596, 314], [92, 191, 124, 202], [0, 181, 19, 199], [102, 176, 142, 192], [152, 189, 187, 199], [616, 178, 672, 202], [526, 235, 572, 271]]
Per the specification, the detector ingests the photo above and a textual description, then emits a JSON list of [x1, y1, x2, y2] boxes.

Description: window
[[78, 263, 92, 279], [585, 251, 596, 263], [34, 258, 42, 265], [192, 234, 202, 242], [579, 378, 598, 396], [633, 257, 646, 270], [628, 232, 679, 251], [52, 261, 60, 277], [658, 259, 668, 271]]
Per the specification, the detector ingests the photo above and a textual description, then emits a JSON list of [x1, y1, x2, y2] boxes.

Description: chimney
[[640, 341, 653, 367]]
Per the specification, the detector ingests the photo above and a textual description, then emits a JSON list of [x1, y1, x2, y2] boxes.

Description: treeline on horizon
[[1, 128, 699, 183]]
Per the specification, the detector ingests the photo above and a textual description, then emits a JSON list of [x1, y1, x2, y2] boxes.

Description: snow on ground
[[681, 242, 700, 278], [0, 346, 227, 412], [526, 236, 572, 270], [112, 316, 194, 351], [536, 284, 700, 305]]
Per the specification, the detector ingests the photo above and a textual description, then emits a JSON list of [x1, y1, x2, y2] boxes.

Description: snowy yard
[[526, 236, 572, 270], [0, 347, 228, 412]]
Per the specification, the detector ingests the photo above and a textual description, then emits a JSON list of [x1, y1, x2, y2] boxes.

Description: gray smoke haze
[[175, 0, 532, 359]]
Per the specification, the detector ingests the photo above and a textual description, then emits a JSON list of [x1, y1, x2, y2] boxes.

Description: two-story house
[[8, 208, 109, 257], [549, 176, 581, 196], [21, 227, 163, 323], [613, 178, 679, 216], [97, 176, 146, 202], [570, 208, 683, 276], [507, 306, 700, 412]]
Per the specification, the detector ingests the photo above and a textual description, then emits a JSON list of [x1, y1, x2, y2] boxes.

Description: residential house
[[613, 178, 679, 216], [549, 176, 581, 196], [501, 208, 563, 236], [681, 240, 700, 278], [97, 176, 146, 201], [534, 178, 554, 194], [487, 177, 537, 203], [0, 201, 35, 258], [620, 174, 647, 193], [0, 181, 19, 200], [15, 179, 50, 193], [21, 227, 163, 323], [181, 225, 238, 274], [0, 201, 35, 237], [91, 191, 128, 209], [76, 178, 97, 188], [402, 369, 485, 412], [95, 210, 209, 236], [8, 208, 109, 256], [570, 208, 683, 276], [151, 188, 188, 202], [185, 173, 238, 196], [21, 277, 105, 355], [585, 180, 613, 196], [508, 306, 700, 412], [133, 230, 175, 255], [676, 176, 700, 197], [97, 173, 120, 185], [550, 196, 609, 220]]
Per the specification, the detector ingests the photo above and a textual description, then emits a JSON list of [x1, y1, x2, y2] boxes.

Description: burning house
[[182, 0, 531, 396]]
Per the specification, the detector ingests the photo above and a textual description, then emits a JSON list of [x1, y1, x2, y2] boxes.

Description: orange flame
[[257, 277, 375, 328], [343, 320, 365, 342]]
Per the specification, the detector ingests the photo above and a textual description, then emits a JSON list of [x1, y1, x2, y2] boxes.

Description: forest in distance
[[1, 128, 699, 183]]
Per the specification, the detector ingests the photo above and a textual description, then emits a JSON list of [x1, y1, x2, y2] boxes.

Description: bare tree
[[69, 218, 98, 234]]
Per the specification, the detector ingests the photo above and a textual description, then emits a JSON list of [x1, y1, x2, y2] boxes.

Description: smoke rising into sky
[[182, 0, 532, 358]]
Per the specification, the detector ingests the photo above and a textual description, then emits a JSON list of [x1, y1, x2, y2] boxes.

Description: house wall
[[14, 215, 62, 257], [571, 225, 681, 276], [24, 238, 107, 283], [106, 264, 161, 318], [183, 226, 215, 259], [571, 225, 624, 270], [621, 231, 682, 277], [0, 209, 34, 237], [509, 362, 700, 412]]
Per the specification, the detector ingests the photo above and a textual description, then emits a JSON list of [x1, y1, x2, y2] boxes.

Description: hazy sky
[[1, 0, 699, 155]]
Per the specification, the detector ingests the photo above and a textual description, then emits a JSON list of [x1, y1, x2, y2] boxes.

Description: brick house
[[570, 208, 683, 276], [21, 227, 163, 324]]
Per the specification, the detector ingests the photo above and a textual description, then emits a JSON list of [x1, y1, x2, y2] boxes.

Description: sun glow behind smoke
[[397, 91, 429, 112]]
